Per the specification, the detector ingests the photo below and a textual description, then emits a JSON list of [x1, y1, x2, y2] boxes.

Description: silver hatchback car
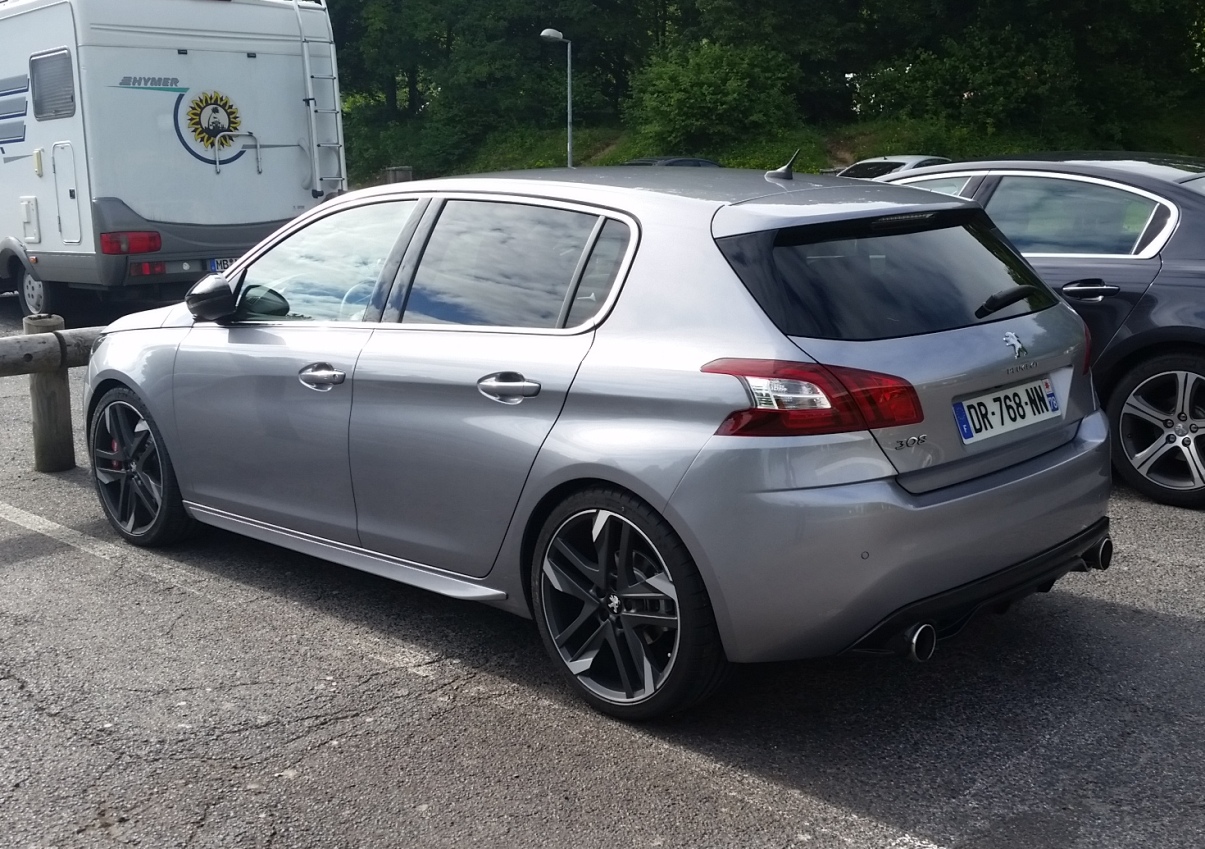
[[86, 168, 1112, 719]]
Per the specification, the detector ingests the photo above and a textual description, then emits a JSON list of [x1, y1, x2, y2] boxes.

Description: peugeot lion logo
[[1003, 332, 1028, 359]]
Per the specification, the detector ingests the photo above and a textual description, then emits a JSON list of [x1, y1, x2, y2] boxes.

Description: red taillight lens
[[100, 231, 162, 254], [128, 261, 166, 277], [701, 359, 924, 436], [1081, 324, 1092, 375]]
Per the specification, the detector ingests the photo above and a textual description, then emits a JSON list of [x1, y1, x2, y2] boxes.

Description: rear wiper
[[975, 285, 1044, 319]]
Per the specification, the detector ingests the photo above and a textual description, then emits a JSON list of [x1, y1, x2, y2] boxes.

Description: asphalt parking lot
[[1, 292, 1203, 848]]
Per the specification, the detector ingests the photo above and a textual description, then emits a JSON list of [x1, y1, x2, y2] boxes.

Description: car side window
[[402, 200, 599, 328], [236, 200, 417, 321], [564, 219, 631, 326], [984, 176, 1161, 255], [903, 176, 972, 197]]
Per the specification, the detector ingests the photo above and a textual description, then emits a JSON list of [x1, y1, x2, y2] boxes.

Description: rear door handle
[[298, 362, 346, 391], [1061, 279, 1121, 301], [477, 372, 541, 405]]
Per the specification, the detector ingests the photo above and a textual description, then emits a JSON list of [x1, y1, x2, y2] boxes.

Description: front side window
[[402, 200, 599, 328], [236, 200, 417, 321], [984, 176, 1162, 255], [30, 50, 75, 121]]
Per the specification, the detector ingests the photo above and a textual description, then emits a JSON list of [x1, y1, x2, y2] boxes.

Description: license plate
[[952, 376, 1061, 444], [207, 257, 236, 272]]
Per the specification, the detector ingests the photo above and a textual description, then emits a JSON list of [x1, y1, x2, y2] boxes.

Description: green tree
[[625, 41, 798, 151]]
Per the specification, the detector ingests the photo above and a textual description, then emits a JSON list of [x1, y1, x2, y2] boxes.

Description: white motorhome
[[0, 0, 346, 315]]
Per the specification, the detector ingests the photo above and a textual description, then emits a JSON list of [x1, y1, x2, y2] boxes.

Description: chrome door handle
[[298, 362, 346, 391], [477, 372, 542, 405], [1061, 279, 1121, 301]]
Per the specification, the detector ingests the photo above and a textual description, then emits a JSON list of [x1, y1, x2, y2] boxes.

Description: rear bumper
[[665, 409, 1112, 663], [842, 517, 1109, 655]]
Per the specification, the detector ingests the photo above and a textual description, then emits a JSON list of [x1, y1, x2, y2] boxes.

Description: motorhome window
[[30, 50, 75, 121]]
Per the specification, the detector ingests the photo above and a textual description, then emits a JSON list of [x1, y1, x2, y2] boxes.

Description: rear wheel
[[532, 488, 728, 720], [90, 387, 196, 546], [18, 268, 68, 317], [1108, 353, 1205, 508]]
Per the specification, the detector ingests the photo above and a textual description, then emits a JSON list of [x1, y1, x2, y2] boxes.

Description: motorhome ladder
[[291, 0, 347, 198]]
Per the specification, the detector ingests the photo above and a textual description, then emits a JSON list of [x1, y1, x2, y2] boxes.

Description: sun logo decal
[[186, 91, 241, 149]]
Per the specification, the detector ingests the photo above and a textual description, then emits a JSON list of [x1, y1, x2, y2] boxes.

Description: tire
[[90, 387, 197, 546], [1107, 353, 1205, 509], [531, 488, 728, 720], [18, 268, 68, 317]]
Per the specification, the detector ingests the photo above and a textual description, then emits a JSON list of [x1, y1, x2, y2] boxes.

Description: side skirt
[[184, 502, 507, 602]]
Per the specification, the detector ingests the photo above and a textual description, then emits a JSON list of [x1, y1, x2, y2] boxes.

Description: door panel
[[52, 142, 80, 244], [1022, 257, 1160, 359], [349, 329, 593, 577], [172, 324, 372, 544], [975, 175, 1164, 360]]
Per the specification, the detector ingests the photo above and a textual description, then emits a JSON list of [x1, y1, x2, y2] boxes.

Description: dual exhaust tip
[[1085, 536, 1113, 571], [896, 534, 1113, 664], [903, 622, 937, 663]]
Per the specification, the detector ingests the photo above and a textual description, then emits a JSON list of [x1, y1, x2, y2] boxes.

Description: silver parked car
[[86, 168, 1112, 719]]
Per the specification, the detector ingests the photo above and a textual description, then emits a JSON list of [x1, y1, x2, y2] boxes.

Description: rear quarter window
[[717, 212, 1059, 341]]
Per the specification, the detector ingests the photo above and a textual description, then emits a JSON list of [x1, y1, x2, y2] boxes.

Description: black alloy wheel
[[1109, 354, 1205, 509], [532, 488, 727, 719], [90, 387, 196, 546]]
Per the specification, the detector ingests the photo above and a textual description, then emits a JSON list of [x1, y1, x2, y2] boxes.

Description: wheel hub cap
[[606, 593, 621, 614]]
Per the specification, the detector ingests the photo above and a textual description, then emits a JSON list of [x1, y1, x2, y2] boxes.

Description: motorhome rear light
[[702, 359, 923, 436], [129, 261, 166, 277], [101, 231, 162, 255]]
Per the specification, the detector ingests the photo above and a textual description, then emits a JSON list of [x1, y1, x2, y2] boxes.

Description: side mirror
[[186, 273, 236, 321], [240, 284, 290, 317]]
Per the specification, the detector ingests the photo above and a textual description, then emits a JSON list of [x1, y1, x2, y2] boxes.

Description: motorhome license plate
[[207, 257, 236, 272], [952, 376, 1060, 444]]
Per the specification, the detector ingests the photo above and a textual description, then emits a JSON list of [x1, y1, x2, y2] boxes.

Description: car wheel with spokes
[[19, 269, 67, 317], [1108, 353, 1205, 508], [532, 488, 728, 719], [90, 387, 196, 545]]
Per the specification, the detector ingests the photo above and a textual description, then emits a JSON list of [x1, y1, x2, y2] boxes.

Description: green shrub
[[853, 26, 1089, 142], [625, 42, 799, 153]]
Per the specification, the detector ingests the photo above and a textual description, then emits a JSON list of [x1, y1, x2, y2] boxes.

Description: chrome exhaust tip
[[905, 622, 937, 663], [1086, 536, 1113, 571]]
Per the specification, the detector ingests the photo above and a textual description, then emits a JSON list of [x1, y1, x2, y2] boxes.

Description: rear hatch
[[715, 204, 1095, 493]]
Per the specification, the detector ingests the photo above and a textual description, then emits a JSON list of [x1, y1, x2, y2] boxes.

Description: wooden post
[[23, 314, 75, 472]]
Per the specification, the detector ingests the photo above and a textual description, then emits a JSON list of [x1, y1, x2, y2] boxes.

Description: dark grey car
[[84, 168, 1111, 719], [882, 154, 1205, 508]]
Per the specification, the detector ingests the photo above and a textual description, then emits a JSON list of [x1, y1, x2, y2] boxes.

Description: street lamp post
[[540, 28, 572, 168]]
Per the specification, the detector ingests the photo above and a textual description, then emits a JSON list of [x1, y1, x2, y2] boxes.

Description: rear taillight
[[701, 359, 924, 436], [129, 261, 167, 277], [1082, 324, 1092, 375], [100, 231, 162, 254]]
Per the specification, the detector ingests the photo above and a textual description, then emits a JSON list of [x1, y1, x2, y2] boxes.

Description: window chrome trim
[[893, 169, 1180, 260]]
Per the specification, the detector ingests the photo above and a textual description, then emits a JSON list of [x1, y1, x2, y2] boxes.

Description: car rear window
[[717, 211, 1059, 341], [839, 161, 904, 178]]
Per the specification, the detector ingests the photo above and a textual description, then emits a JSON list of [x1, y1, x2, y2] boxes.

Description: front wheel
[[531, 488, 728, 720], [1108, 353, 1205, 508], [90, 387, 197, 545]]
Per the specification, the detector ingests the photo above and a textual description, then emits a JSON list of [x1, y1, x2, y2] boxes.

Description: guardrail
[[0, 315, 104, 473]]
